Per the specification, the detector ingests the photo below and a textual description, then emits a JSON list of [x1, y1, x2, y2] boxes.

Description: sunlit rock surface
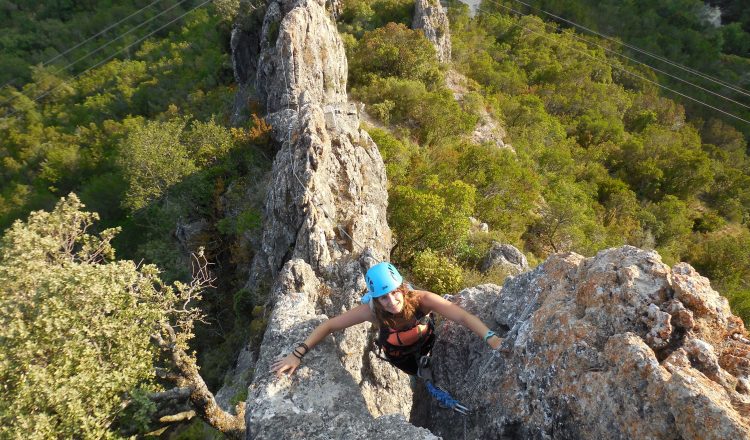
[[421, 246, 750, 439]]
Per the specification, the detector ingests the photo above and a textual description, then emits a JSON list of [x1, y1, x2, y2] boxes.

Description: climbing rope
[[425, 381, 470, 415]]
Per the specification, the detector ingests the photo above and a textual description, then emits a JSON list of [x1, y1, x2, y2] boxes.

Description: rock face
[[231, 2, 750, 439], [241, 1, 424, 438], [480, 241, 528, 275], [246, 260, 438, 439], [413, 0, 452, 64], [420, 246, 750, 439], [445, 69, 509, 150], [256, 0, 348, 114]]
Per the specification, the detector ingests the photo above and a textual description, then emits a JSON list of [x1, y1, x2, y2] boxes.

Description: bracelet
[[291, 342, 309, 360], [297, 342, 310, 354], [483, 330, 496, 343]]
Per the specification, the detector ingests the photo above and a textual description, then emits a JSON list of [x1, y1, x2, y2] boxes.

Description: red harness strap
[[376, 312, 435, 359]]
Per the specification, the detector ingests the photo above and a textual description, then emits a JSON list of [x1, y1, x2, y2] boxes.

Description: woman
[[272, 262, 502, 377]]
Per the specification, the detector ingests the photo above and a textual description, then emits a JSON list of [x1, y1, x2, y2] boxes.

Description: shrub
[[411, 249, 464, 295], [0, 195, 191, 439]]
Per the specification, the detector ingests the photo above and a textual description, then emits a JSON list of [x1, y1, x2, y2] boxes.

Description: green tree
[[0, 195, 182, 438], [0, 195, 245, 438], [348, 22, 442, 88], [389, 176, 476, 261], [118, 117, 197, 211]]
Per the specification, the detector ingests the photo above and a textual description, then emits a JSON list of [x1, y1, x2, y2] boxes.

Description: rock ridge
[[413, 0, 452, 64], [239, 1, 429, 438], [421, 246, 750, 439]]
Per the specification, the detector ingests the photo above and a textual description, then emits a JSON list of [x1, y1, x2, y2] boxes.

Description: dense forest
[[1, 0, 749, 437]]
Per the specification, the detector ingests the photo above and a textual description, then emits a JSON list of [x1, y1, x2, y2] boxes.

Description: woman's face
[[377, 287, 404, 314]]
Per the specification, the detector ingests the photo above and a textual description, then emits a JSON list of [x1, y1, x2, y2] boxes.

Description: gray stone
[[419, 246, 750, 439], [413, 0, 452, 64], [256, 0, 348, 114], [480, 241, 528, 275]]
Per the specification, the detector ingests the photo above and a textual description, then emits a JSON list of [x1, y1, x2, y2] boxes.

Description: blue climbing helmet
[[361, 262, 403, 304]]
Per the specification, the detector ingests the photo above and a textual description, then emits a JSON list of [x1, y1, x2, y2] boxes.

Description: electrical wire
[[497, 0, 750, 97], [45, 0, 166, 67], [473, 0, 750, 126], [483, 0, 750, 110], [0, 0, 186, 108], [0, 0, 213, 122]]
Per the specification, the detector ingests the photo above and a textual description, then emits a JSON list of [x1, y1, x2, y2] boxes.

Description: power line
[[0, 0, 213, 122], [498, 0, 750, 98], [483, 0, 750, 111], [54, 0, 191, 78], [0, 0, 188, 109], [45, 0, 166, 67], [472, 1, 750, 126]]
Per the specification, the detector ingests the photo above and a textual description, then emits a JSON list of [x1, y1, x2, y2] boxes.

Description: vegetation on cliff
[[339, 0, 750, 321], [1, 0, 749, 437]]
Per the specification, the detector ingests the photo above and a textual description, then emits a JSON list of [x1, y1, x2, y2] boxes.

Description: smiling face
[[376, 287, 405, 314]]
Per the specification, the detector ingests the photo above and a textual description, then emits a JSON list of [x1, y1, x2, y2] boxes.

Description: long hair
[[371, 283, 421, 329]]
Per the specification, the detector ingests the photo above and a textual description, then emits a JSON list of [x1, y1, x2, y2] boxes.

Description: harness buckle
[[417, 355, 434, 383]]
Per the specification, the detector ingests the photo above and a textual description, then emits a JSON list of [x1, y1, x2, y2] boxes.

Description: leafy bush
[[389, 176, 476, 261], [0, 195, 187, 439], [349, 22, 442, 88], [411, 249, 464, 295]]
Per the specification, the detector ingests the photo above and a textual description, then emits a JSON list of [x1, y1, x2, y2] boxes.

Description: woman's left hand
[[488, 335, 503, 350]]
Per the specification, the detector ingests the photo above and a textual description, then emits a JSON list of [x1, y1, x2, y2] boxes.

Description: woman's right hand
[[271, 353, 301, 378]]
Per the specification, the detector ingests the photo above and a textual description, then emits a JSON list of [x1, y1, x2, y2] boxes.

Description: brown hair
[[371, 283, 421, 329]]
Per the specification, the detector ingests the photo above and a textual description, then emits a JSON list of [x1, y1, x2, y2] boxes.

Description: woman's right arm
[[271, 303, 373, 377]]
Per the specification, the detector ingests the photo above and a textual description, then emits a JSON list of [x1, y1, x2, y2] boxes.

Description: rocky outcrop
[[480, 241, 528, 275], [256, 0, 348, 114], [413, 0, 452, 64], [240, 1, 420, 438], [445, 69, 509, 150], [246, 259, 437, 439], [230, 2, 750, 439], [326, 0, 342, 19], [420, 246, 750, 439]]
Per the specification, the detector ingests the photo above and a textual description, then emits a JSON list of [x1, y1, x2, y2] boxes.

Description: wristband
[[297, 342, 310, 354], [483, 330, 496, 343]]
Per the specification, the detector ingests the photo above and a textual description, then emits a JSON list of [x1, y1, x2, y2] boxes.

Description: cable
[[54, 0, 191, 78], [0, 0, 212, 121], [45, 0, 165, 67], [483, 0, 750, 111], [497, 0, 750, 98], [472, 1, 750, 126], [0, 0, 188, 109]]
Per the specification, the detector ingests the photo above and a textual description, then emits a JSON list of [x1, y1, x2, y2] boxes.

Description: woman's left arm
[[418, 290, 503, 350]]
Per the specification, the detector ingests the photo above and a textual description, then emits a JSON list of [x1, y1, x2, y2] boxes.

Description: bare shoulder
[[412, 289, 439, 313]]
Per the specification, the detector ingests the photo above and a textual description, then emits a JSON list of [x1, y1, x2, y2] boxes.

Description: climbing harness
[[373, 311, 435, 361]]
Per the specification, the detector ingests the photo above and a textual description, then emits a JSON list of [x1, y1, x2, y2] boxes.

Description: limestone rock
[[326, 0, 342, 19], [246, 98, 392, 289], [445, 69, 509, 150], [419, 246, 750, 439], [256, 0, 348, 113], [245, 260, 437, 439], [480, 241, 529, 275], [238, 0, 415, 434], [413, 0, 451, 64]]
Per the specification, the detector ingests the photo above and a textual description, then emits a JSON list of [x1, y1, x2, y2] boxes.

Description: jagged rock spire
[[240, 1, 426, 438], [413, 0, 452, 63], [256, 0, 348, 114]]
